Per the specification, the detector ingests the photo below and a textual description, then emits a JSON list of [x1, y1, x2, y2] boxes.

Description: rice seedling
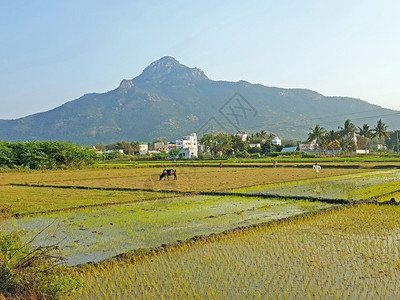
[[239, 170, 400, 201], [1, 195, 334, 265], [0, 185, 169, 217], [2, 164, 398, 299], [77, 204, 400, 299]]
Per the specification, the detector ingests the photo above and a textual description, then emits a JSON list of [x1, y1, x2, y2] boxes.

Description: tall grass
[[0, 231, 80, 299]]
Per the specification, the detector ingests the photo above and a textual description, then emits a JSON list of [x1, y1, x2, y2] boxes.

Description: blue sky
[[1, 0, 400, 119]]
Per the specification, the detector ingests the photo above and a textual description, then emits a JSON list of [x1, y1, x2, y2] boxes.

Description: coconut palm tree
[[338, 120, 357, 138], [338, 120, 357, 154], [373, 119, 390, 149], [324, 130, 340, 153], [267, 133, 276, 153], [307, 125, 326, 150], [357, 124, 373, 153]]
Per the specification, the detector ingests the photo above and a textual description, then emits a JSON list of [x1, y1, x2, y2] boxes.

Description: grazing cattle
[[160, 169, 177, 180]]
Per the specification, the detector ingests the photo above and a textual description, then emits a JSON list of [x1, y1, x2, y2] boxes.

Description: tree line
[[199, 133, 287, 159], [307, 119, 395, 153], [0, 141, 98, 169], [94, 141, 140, 155]]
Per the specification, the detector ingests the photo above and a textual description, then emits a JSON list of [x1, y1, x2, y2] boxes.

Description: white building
[[249, 143, 261, 148], [355, 149, 370, 154], [176, 139, 183, 149], [176, 133, 198, 159], [105, 149, 124, 154], [272, 137, 282, 146], [299, 139, 318, 152], [139, 143, 148, 155], [235, 131, 248, 142]]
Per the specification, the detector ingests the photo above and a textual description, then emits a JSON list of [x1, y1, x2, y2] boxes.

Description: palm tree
[[338, 120, 357, 154], [357, 124, 373, 153], [373, 119, 390, 149], [307, 125, 326, 150], [338, 120, 357, 138], [324, 130, 340, 153], [267, 133, 275, 153]]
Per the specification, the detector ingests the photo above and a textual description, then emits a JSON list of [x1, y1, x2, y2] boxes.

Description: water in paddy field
[[247, 170, 400, 200], [1, 195, 335, 265]]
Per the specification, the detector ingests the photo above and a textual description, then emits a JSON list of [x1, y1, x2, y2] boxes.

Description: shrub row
[[0, 141, 98, 170]]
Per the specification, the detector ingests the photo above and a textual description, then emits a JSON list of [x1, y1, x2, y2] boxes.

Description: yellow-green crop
[[77, 204, 400, 299]]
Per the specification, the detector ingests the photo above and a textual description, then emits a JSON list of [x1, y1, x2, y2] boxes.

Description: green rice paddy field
[[79, 204, 400, 299], [1, 164, 400, 299], [238, 170, 400, 201]]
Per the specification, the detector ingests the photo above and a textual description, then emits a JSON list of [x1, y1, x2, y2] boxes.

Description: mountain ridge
[[0, 57, 398, 145]]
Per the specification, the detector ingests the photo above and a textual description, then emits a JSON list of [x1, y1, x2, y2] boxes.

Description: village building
[[167, 141, 177, 150], [235, 131, 248, 141], [281, 146, 298, 152], [299, 139, 318, 152], [175, 133, 198, 159], [272, 136, 282, 146], [139, 143, 148, 155], [104, 149, 124, 154], [154, 142, 168, 152], [249, 143, 261, 148]]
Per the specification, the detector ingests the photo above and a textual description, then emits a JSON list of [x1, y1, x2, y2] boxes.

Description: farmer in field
[[219, 162, 223, 168], [313, 163, 321, 177]]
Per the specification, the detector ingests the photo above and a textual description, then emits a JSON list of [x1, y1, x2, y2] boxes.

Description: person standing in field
[[220, 162, 223, 168], [273, 161, 277, 168], [313, 162, 321, 177]]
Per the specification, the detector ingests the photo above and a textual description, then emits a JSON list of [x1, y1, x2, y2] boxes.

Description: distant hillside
[[0, 56, 399, 145]]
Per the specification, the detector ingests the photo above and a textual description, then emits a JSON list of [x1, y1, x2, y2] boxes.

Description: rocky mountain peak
[[119, 79, 134, 89], [134, 56, 208, 84], [147, 56, 181, 71]]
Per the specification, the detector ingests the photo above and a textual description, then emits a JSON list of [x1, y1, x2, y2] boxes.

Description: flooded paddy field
[[238, 170, 400, 201], [2, 164, 400, 299], [78, 205, 400, 299], [1, 195, 334, 266]]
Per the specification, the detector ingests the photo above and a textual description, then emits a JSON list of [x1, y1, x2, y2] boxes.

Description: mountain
[[0, 56, 399, 145]]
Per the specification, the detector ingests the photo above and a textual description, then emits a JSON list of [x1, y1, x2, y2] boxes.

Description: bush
[[236, 150, 250, 158], [151, 152, 169, 160], [0, 141, 98, 170], [0, 232, 81, 299], [300, 152, 316, 158]]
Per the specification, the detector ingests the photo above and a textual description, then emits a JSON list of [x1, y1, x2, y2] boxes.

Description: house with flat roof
[[176, 133, 198, 159], [139, 143, 148, 155], [272, 137, 282, 146]]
